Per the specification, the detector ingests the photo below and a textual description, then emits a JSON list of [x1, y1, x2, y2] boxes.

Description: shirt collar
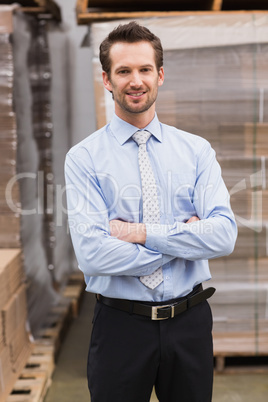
[[109, 113, 162, 145]]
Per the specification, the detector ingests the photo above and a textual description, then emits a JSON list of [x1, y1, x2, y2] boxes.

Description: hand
[[109, 217, 199, 244], [110, 220, 146, 244], [186, 216, 200, 223]]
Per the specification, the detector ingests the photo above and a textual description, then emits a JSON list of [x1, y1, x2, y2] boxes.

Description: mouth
[[127, 91, 146, 99]]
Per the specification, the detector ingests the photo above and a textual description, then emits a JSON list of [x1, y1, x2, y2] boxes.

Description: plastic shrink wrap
[[0, 6, 71, 340], [0, 5, 72, 399], [91, 14, 268, 355], [0, 7, 32, 401]]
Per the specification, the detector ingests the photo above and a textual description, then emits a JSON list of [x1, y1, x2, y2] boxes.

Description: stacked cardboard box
[[2, 283, 28, 363], [0, 17, 22, 400], [0, 7, 33, 401], [156, 23, 268, 352], [91, 15, 268, 355], [1, 4, 62, 339], [0, 11, 21, 249], [0, 347, 13, 401], [0, 249, 32, 402]]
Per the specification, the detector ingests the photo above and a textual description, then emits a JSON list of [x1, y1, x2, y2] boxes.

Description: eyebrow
[[115, 64, 154, 73], [115, 66, 129, 72]]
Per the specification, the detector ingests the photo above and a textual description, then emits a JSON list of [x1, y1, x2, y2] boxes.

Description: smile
[[127, 92, 145, 97]]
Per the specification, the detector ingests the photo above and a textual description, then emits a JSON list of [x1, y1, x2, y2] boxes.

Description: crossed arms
[[109, 216, 200, 245], [65, 140, 237, 278]]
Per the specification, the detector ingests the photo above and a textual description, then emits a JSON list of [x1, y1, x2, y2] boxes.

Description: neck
[[115, 109, 155, 129]]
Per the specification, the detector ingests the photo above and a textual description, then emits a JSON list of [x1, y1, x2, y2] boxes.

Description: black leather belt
[[96, 285, 215, 321]]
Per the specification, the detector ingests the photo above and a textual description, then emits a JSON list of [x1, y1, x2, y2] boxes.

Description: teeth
[[130, 92, 143, 97]]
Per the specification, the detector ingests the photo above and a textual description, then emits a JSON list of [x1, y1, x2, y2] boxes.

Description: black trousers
[[87, 298, 214, 402]]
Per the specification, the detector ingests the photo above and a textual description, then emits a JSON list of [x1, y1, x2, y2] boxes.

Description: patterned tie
[[132, 130, 163, 289]]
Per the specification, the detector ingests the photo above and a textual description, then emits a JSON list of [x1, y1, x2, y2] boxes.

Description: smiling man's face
[[102, 41, 164, 126]]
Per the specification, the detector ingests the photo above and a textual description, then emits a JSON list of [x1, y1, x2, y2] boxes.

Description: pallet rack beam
[[0, 1, 61, 21], [76, 0, 268, 24], [212, 0, 223, 11]]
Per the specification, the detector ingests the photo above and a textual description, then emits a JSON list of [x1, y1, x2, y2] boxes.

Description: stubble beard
[[111, 84, 159, 115]]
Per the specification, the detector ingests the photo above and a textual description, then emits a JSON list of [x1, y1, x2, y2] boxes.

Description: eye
[[118, 70, 129, 75]]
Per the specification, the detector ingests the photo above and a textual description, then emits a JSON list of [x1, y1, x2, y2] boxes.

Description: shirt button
[[165, 276, 170, 280]]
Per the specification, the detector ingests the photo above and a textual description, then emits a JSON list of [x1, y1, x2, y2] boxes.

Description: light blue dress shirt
[[65, 113, 237, 302]]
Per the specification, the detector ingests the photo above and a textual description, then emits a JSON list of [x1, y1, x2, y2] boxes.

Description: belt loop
[[186, 294, 190, 310]]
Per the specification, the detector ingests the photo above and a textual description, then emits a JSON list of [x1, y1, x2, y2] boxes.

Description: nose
[[130, 71, 142, 87]]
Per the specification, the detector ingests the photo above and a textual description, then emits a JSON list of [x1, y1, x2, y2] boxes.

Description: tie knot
[[132, 130, 151, 146]]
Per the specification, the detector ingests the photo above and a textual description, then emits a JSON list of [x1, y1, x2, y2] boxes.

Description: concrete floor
[[44, 292, 268, 402]]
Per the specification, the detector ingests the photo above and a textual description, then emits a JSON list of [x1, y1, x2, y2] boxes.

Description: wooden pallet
[[24, 351, 55, 380], [6, 300, 68, 402], [0, 342, 33, 402], [6, 347, 54, 402], [3, 274, 85, 402], [7, 374, 50, 402], [62, 272, 85, 317], [34, 272, 85, 360], [35, 299, 73, 360], [213, 332, 268, 373]]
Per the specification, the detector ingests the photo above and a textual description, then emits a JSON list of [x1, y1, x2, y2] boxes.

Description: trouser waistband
[[96, 285, 215, 320]]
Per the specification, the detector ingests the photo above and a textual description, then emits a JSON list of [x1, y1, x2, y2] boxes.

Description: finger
[[186, 216, 200, 223]]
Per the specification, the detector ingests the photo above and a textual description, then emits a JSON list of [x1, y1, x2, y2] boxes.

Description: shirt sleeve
[[145, 141, 237, 260], [65, 152, 174, 278]]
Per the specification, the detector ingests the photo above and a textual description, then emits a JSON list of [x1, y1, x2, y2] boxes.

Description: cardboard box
[[231, 222, 267, 259], [0, 341, 32, 402], [0, 5, 14, 34], [0, 249, 23, 309], [0, 140, 17, 166], [9, 321, 29, 365], [228, 189, 268, 222], [244, 123, 268, 157], [0, 113, 16, 138], [219, 156, 264, 189], [213, 319, 268, 334], [0, 346, 13, 402], [0, 314, 4, 351], [0, 261, 10, 310], [219, 124, 245, 156], [0, 179, 20, 214], [2, 284, 27, 345], [0, 215, 21, 248], [210, 257, 268, 284]]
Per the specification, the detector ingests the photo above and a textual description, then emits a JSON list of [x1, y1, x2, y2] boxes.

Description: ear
[[102, 71, 113, 92], [158, 67, 164, 87]]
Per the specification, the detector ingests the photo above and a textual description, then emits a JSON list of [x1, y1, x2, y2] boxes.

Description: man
[[65, 21, 237, 402]]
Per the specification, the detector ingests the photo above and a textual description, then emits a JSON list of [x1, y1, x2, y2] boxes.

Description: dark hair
[[99, 21, 163, 77]]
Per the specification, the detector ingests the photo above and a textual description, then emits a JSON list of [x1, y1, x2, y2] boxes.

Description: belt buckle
[[151, 304, 174, 320]]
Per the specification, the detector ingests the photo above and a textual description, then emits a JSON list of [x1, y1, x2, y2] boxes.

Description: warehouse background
[[0, 0, 268, 401]]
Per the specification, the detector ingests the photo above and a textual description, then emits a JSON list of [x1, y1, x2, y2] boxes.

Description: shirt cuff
[[145, 223, 171, 254]]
